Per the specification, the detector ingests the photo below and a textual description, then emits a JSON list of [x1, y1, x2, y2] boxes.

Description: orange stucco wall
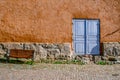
[[0, 0, 120, 43]]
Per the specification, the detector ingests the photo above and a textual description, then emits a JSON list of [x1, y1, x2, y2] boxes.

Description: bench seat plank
[[10, 49, 34, 58], [6, 49, 34, 63]]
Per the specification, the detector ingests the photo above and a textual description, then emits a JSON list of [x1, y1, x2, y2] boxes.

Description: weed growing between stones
[[96, 61, 107, 65], [0, 57, 35, 65], [39, 59, 85, 65], [25, 61, 35, 65], [96, 60, 113, 65]]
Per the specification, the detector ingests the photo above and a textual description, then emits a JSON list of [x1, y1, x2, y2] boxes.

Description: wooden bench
[[6, 49, 34, 63]]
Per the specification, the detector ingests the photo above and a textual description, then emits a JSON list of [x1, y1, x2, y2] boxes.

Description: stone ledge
[[0, 43, 72, 61]]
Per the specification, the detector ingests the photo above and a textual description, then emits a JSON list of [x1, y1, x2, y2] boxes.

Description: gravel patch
[[0, 63, 120, 80]]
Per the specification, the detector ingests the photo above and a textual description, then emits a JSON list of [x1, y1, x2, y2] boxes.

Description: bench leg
[[31, 57, 34, 65], [6, 56, 10, 63]]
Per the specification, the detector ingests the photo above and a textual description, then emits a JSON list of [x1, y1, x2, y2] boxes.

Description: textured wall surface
[[0, 43, 72, 61], [104, 42, 120, 56], [0, 0, 120, 42]]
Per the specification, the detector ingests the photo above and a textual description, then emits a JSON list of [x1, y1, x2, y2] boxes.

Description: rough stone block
[[59, 43, 71, 55], [24, 43, 36, 50], [93, 56, 102, 63], [108, 56, 117, 61], [41, 44, 58, 49], [0, 49, 6, 58], [47, 49, 60, 60], [3, 43, 23, 49], [37, 45, 47, 59], [104, 42, 120, 56]]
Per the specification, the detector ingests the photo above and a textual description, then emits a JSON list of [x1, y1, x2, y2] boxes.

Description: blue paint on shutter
[[73, 20, 85, 55], [86, 20, 100, 55], [73, 19, 100, 55]]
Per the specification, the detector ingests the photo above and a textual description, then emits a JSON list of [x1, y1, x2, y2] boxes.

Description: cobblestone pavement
[[0, 63, 120, 80]]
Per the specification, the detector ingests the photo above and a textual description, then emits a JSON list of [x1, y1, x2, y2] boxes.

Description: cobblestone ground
[[0, 63, 120, 80]]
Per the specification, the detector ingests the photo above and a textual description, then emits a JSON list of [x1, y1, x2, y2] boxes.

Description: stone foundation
[[73, 42, 120, 64], [103, 42, 120, 56], [0, 42, 120, 64], [102, 42, 120, 63], [0, 43, 72, 61]]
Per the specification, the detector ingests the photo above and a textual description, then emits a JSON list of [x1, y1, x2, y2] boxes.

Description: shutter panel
[[73, 19, 100, 55], [73, 20, 85, 55], [86, 20, 100, 55]]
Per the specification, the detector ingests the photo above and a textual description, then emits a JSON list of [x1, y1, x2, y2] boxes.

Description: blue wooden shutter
[[73, 20, 85, 55], [73, 19, 100, 55], [86, 20, 100, 55]]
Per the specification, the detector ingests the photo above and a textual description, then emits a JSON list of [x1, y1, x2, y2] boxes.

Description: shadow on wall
[[90, 46, 98, 55], [100, 43, 104, 56], [90, 43, 103, 55]]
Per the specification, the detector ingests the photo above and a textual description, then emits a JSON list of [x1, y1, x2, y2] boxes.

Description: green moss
[[25, 61, 34, 65], [52, 60, 85, 65], [96, 61, 109, 65]]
